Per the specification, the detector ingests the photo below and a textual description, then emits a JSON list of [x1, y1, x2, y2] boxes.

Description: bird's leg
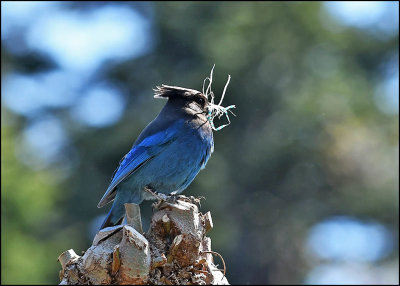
[[144, 186, 173, 210], [144, 186, 168, 201], [145, 187, 205, 210]]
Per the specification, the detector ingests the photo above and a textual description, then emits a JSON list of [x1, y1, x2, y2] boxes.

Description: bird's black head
[[154, 85, 209, 111], [153, 66, 235, 131]]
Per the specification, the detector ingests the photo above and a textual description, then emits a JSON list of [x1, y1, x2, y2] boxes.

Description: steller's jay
[[98, 70, 234, 230]]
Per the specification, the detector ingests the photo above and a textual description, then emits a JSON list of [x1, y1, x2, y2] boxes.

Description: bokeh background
[[1, 1, 399, 284]]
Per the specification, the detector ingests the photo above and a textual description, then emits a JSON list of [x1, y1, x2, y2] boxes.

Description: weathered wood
[[58, 196, 229, 285], [58, 249, 79, 270], [124, 203, 143, 233]]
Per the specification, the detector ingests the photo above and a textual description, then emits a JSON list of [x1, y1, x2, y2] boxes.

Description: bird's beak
[[154, 94, 166, 99]]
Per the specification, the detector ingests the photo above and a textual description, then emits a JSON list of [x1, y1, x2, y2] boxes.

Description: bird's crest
[[153, 85, 199, 99]]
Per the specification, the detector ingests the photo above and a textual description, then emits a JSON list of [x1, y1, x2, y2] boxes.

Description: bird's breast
[[134, 121, 213, 195]]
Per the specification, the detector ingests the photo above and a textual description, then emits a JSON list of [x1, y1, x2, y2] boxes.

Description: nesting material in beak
[[202, 65, 236, 131]]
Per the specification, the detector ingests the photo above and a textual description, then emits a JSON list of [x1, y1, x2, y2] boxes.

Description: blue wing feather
[[97, 120, 183, 208]]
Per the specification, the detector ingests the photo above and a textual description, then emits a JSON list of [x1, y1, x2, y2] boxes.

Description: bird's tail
[[99, 204, 125, 230]]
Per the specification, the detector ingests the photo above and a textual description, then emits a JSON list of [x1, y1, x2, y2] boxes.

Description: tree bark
[[58, 197, 229, 285]]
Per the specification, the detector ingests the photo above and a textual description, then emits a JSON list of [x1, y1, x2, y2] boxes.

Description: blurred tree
[[1, 1, 398, 284], [1, 111, 83, 284]]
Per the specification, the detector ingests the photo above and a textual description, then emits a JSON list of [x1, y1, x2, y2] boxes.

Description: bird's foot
[[169, 194, 205, 209], [144, 187, 205, 210], [144, 187, 176, 210], [153, 191, 170, 201], [144, 187, 168, 207]]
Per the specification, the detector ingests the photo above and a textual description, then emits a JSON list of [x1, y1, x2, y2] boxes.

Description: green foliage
[[1, 116, 82, 284], [1, 2, 398, 284], [2, 122, 52, 283]]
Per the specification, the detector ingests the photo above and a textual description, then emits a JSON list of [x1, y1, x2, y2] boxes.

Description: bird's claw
[[145, 187, 205, 210], [174, 195, 204, 208]]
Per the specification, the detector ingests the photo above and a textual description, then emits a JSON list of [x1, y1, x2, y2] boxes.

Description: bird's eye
[[195, 97, 205, 106]]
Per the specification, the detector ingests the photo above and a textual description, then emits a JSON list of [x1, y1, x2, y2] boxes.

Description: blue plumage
[[98, 85, 214, 229]]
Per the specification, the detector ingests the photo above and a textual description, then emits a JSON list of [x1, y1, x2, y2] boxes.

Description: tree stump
[[58, 196, 229, 285]]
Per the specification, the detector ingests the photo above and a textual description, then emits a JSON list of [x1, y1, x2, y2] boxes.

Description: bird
[[97, 84, 216, 229]]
